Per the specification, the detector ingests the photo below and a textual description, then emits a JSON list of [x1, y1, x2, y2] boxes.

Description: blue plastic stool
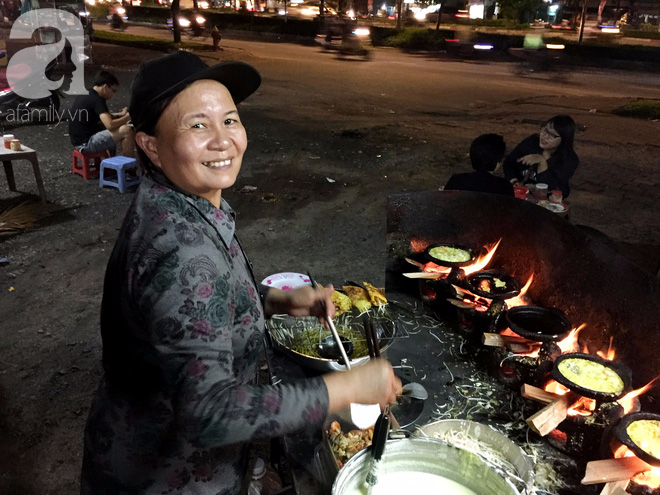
[[99, 156, 141, 193]]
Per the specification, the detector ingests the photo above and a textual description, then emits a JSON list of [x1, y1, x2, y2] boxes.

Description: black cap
[[129, 51, 261, 130]]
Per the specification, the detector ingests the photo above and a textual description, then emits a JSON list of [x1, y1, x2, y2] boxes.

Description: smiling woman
[[503, 114, 579, 198], [80, 51, 402, 495]]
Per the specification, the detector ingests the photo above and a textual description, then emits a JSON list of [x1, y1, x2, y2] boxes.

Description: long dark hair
[[544, 114, 576, 159]]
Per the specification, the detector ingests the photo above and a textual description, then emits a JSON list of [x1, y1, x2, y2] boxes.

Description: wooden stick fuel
[[525, 391, 581, 436], [582, 457, 652, 484]]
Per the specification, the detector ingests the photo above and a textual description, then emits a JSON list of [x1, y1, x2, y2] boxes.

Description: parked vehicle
[[0, 60, 63, 130]]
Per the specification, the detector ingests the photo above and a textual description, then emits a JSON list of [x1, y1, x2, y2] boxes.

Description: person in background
[[212, 25, 222, 51], [80, 51, 401, 495], [444, 133, 514, 197], [503, 114, 579, 198], [68, 70, 134, 157]]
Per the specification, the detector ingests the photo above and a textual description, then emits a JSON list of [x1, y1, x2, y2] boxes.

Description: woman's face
[[138, 79, 247, 208], [539, 122, 561, 152]]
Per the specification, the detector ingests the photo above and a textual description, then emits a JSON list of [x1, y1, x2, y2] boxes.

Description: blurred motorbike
[[108, 4, 128, 31], [0, 60, 63, 131], [169, 14, 208, 38], [509, 42, 570, 80], [315, 25, 372, 60]]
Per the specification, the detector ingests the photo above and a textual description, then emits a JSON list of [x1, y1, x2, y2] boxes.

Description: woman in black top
[[503, 115, 579, 198]]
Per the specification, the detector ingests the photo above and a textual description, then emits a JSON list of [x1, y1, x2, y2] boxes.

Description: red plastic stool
[[72, 149, 111, 180]]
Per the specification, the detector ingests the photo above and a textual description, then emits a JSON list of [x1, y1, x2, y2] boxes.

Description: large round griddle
[[552, 352, 632, 402], [506, 305, 572, 342], [613, 412, 660, 468], [423, 243, 475, 267], [465, 270, 521, 300]]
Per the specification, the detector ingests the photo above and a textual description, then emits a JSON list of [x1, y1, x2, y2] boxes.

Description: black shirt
[[68, 89, 109, 146], [444, 171, 515, 197], [503, 134, 579, 198]]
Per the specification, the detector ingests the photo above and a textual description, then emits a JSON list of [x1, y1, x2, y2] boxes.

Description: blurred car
[[277, 1, 335, 18]]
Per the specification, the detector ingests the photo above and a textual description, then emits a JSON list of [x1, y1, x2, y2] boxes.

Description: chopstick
[[307, 272, 351, 370]]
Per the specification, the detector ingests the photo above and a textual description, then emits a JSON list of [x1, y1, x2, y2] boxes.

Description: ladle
[[400, 382, 429, 400], [318, 335, 354, 362]]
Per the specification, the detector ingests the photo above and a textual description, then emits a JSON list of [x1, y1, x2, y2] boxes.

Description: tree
[[171, 0, 181, 43], [499, 0, 542, 23], [597, 0, 606, 22]]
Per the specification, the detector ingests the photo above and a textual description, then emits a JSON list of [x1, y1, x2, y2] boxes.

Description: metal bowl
[[332, 437, 520, 495], [266, 307, 397, 372], [413, 419, 535, 495]]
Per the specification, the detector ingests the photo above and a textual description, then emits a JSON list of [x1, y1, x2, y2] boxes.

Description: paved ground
[[0, 36, 658, 494]]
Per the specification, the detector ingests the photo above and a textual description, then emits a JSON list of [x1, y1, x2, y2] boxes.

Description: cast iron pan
[[505, 305, 572, 342], [465, 270, 521, 300], [423, 243, 475, 267], [551, 352, 632, 402], [612, 412, 660, 468]]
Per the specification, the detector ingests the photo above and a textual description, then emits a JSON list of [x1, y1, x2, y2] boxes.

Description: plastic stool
[[99, 156, 142, 193], [72, 149, 110, 180]]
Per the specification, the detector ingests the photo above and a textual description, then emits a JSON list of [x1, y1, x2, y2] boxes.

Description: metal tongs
[[307, 272, 351, 370], [363, 316, 401, 429], [364, 412, 390, 494]]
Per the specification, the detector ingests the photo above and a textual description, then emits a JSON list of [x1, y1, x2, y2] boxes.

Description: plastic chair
[[72, 149, 110, 180], [99, 156, 142, 193]]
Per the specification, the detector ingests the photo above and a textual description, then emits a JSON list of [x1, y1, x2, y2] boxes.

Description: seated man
[[68, 70, 134, 157], [444, 133, 514, 197]]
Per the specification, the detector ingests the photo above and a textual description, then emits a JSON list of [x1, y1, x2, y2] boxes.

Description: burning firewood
[[525, 391, 581, 436], [483, 333, 540, 354], [581, 457, 652, 484], [521, 384, 561, 404]]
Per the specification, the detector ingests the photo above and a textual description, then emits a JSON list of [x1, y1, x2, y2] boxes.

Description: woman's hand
[[518, 153, 548, 173], [263, 284, 335, 322], [323, 359, 402, 413]]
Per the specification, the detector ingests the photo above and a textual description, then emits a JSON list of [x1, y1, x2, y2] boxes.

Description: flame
[[543, 380, 596, 416], [423, 262, 452, 275], [618, 376, 660, 414], [556, 323, 587, 354], [613, 443, 635, 459], [612, 443, 659, 488], [504, 274, 534, 308], [632, 467, 660, 489], [462, 239, 501, 276], [596, 337, 616, 360]]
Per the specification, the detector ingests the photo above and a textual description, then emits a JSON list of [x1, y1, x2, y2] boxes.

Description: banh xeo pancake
[[342, 285, 372, 313], [428, 245, 471, 263], [627, 419, 660, 460], [557, 357, 625, 395], [331, 290, 352, 316], [363, 282, 387, 306]]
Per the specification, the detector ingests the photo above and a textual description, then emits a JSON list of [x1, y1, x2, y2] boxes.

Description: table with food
[[261, 272, 592, 495]]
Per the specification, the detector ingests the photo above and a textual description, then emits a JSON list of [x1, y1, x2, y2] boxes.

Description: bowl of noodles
[[266, 308, 397, 371]]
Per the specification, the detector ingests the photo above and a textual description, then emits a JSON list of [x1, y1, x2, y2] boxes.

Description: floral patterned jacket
[[81, 172, 329, 495]]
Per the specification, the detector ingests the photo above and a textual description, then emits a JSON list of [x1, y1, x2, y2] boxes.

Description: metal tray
[[267, 306, 398, 372], [413, 419, 535, 495]]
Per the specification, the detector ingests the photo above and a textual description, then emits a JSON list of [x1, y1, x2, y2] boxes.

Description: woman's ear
[[135, 132, 161, 168]]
